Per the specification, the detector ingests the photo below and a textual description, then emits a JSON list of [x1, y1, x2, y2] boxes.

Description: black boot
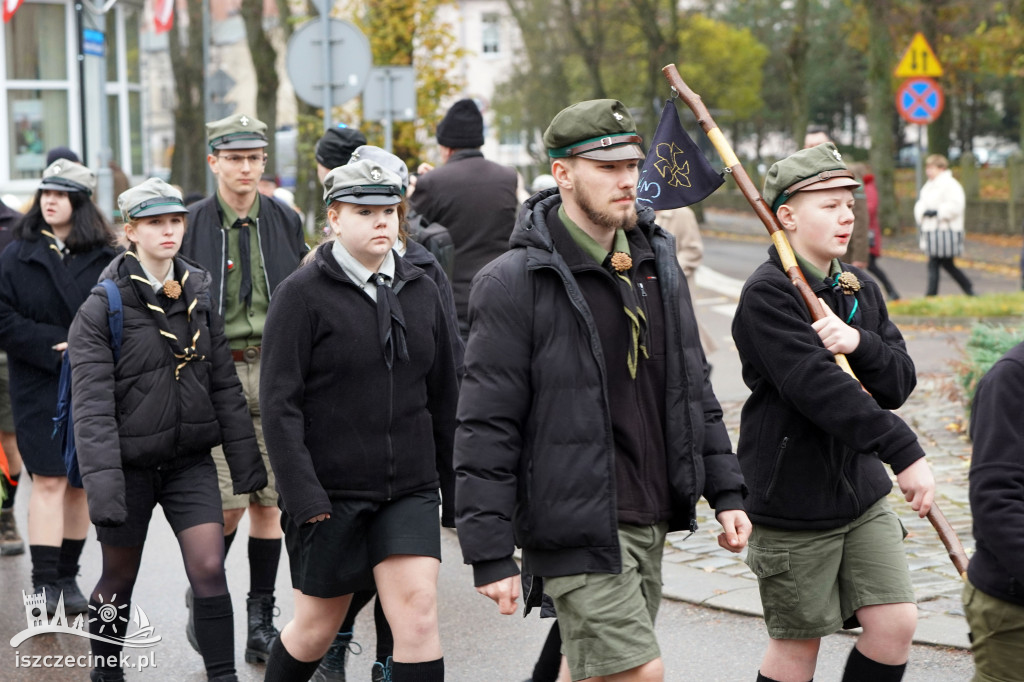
[[312, 631, 358, 681], [245, 594, 279, 664], [90, 669, 125, 681], [185, 587, 200, 653]]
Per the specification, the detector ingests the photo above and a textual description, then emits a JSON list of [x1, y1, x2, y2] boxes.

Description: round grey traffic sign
[[286, 18, 372, 107]]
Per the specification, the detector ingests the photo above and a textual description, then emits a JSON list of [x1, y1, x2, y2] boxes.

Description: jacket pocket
[[746, 544, 798, 608], [543, 573, 587, 600], [763, 437, 788, 501]]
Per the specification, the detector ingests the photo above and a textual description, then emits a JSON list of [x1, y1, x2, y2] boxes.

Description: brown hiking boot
[[1, 509, 25, 556]]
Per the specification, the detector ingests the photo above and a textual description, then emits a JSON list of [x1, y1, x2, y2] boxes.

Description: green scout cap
[[206, 113, 269, 151], [39, 160, 96, 195], [118, 178, 188, 220], [544, 99, 644, 161], [763, 142, 860, 212], [323, 160, 403, 206]]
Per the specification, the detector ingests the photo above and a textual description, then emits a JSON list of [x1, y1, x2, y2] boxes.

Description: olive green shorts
[[544, 523, 667, 681], [216, 359, 276, 509], [746, 497, 915, 639], [963, 578, 1024, 682]]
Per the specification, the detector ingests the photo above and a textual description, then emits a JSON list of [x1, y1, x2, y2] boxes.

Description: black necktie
[[372, 273, 408, 369], [235, 218, 252, 307]]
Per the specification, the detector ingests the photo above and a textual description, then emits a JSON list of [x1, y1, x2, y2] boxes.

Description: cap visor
[[333, 194, 402, 206], [799, 176, 861, 193], [577, 144, 645, 161], [38, 179, 90, 194], [132, 205, 189, 218], [214, 139, 269, 150]]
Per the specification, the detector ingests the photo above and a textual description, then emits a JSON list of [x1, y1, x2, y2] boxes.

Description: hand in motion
[[305, 513, 330, 524], [896, 458, 935, 518], [476, 575, 520, 615], [716, 509, 752, 553], [813, 299, 861, 355]]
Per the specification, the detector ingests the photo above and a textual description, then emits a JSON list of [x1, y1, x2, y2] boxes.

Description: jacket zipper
[[218, 229, 227, 316], [255, 217, 273, 299], [764, 437, 788, 501]]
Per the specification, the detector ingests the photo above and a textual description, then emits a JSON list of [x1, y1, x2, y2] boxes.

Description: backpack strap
[[98, 279, 123, 363]]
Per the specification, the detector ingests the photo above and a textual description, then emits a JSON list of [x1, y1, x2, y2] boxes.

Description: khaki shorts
[[0, 355, 15, 433], [544, 523, 667, 681], [963, 579, 1024, 682], [216, 358, 276, 509], [746, 497, 915, 640]]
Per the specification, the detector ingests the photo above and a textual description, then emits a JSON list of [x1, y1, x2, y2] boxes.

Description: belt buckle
[[242, 346, 260, 362]]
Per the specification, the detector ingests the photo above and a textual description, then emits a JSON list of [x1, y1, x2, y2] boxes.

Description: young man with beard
[[454, 99, 750, 681], [181, 113, 309, 665]]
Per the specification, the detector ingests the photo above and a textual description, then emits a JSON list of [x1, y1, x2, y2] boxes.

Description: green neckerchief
[[558, 205, 647, 378], [793, 253, 859, 324]]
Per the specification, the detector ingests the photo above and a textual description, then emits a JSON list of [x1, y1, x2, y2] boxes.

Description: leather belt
[[232, 346, 260, 363]]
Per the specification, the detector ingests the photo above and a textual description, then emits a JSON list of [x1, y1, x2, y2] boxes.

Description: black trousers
[[926, 256, 973, 296]]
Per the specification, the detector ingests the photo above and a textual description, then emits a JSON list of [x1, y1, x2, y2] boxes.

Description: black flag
[[637, 100, 724, 210]]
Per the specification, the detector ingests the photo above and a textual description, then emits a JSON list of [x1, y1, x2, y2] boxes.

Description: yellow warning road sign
[[894, 32, 943, 78]]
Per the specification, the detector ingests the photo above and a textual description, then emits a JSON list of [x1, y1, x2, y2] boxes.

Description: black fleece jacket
[[968, 341, 1024, 606], [260, 243, 460, 527], [731, 246, 924, 530]]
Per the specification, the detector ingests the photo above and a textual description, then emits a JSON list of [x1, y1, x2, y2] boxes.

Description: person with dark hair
[[411, 98, 520, 338], [260, 160, 459, 682], [181, 113, 309, 664], [0, 159, 118, 616], [315, 126, 368, 182], [69, 178, 266, 682], [45, 146, 81, 166]]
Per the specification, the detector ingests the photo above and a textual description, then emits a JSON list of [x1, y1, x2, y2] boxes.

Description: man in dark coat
[[410, 98, 519, 337], [454, 99, 749, 681], [180, 113, 308, 663], [0, 196, 24, 557]]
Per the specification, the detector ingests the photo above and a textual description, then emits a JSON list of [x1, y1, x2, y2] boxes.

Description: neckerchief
[[124, 252, 205, 379], [370, 272, 409, 369], [40, 229, 69, 265], [796, 254, 861, 325]]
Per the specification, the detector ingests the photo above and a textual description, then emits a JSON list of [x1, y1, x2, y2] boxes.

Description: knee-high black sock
[[374, 595, 394, 662], [391, 657, 444, 682], [57, 538, 86, 579], [89, 596, 129, 675], [756, 673, 811, 682], [29, 544, 60, 587], [264, 636, 323, 682], [532, 621, 562, 682], [222, 529, 237, 557], [842, 647, 905, 682], [192, 593, 235, 678], [1, 472, 20, 509], [247, 537, 281, 597]]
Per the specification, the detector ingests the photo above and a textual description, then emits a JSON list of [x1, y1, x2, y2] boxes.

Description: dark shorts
[[96, 456, 225, 547], [0, 356, 14, 433], [283, 489, 441, 598]]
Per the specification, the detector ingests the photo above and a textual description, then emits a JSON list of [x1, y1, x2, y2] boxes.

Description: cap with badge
[[206, 113, 268, 151], [763, 142, 860, 213], [118, 178, 189, 220], [544, 99, 645, 161], [323, 160, 403, 206], [349, 145, 409, 191], [315, 126, 368, 169], [39, 159, 96, 195]]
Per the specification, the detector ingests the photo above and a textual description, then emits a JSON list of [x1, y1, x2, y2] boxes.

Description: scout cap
[[763, 142, 860, 212], [544, 99, 644, 161], [118, 178, 189, 220], [323, 160, 403, 206], [349, 145, 409, 191], [39, 160, 96, 195], [206, 113, 268, 151], [315, 126, 367, 169]]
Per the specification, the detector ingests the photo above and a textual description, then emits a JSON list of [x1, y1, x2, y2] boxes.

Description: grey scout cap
[[118, 178, 189, 220], [323, 160, 403, 206], [39, 160, 96, 195]]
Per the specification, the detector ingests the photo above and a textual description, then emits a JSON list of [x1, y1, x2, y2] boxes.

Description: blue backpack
[[54, 279, 123, 488]]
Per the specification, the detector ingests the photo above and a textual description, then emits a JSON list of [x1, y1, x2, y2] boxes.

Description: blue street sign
[[83, 29, 104, 57], [896, 77, 944, 125]]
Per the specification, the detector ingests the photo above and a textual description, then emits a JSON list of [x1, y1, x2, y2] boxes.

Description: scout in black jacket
[[260, 161, 458, 682], [68, 179, 265, 682], [0, 160, 117, 617], [964, 340, 1024, 680], [732, 143, 935, 682], [455, 100, 749, 682]]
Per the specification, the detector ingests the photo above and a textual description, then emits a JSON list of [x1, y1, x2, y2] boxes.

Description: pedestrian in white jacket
[[914, 154, 974, 296]]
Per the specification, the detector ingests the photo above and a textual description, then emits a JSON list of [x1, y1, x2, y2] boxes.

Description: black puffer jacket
[[968, 341, 1024, 607], [454, 189, 746, 587], [731, 246, 924, 530], [68, 253, 265, 527]]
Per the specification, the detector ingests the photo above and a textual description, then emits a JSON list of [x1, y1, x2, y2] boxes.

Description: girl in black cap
[[0, 160, 117, 618], [260, 160, 459, 682], [68, 178, 266, 682]]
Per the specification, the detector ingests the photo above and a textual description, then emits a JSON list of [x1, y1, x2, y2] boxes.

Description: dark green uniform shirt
[[217, 193, 269, 348]]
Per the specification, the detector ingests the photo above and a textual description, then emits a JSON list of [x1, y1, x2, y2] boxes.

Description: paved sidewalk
[[656, 208, 1001, 650]]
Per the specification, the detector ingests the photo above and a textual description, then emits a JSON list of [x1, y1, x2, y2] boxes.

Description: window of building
[[106, 2, 144, 174], [481, 13, 500, 54]]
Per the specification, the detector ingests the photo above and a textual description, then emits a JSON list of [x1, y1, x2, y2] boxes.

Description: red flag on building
[[3, 0, 26, 23], [153, 0, 174, 34]]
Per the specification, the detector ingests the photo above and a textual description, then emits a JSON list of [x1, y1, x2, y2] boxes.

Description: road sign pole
[[383, 70, 394, 153], [916, 124, 924, 191], [322, 18, 333, 128]]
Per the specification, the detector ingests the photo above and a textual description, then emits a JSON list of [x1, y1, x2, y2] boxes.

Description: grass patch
[[957, 323, 1021, 416], [888, 291, 1024, 318]]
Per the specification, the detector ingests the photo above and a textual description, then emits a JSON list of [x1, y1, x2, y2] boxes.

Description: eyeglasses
[[217, 153, 267, 167]]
